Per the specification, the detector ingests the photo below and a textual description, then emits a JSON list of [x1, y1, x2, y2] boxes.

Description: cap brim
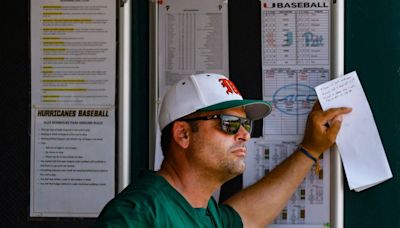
[[198, 100, 272, 120]]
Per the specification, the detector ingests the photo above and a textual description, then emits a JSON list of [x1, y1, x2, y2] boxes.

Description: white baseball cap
[[158, 73, 272, 130]]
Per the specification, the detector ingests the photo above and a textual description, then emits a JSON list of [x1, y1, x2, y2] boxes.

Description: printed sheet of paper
[[253, 0, 331, 226], [245, 138, 329, 227], [315, 71, 392, 191], [30, 107, 115, 217], [30, 0, 116, 217], [261, 0, 330, 136], [157, 0, 229, 97]]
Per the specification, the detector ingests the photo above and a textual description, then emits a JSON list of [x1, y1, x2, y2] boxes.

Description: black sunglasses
[[181, 114, 253, 135]]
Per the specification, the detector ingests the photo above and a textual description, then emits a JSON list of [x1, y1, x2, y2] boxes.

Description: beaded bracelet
[[298, 145, 320, 175]]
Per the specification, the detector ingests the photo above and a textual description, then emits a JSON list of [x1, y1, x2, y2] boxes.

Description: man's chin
[[229, 162, 246, 176]]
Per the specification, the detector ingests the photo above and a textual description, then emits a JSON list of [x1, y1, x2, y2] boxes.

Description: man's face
[[187, 107, 251, 181]]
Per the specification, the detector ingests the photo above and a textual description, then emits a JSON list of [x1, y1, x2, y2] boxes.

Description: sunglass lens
[[221, 115, 252, 135], [227, 121, 241, 134], [221, 116, 240, 134], [243, 119, 252, 133]]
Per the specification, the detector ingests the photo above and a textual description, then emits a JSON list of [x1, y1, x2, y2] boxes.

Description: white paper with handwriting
[[315, 71, 392, 191]]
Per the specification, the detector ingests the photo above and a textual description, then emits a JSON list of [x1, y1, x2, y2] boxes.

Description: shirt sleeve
[[219, 204, 243, 228]]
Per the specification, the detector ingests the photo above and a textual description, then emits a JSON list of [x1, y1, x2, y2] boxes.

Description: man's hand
[[301, 101, 352, 158]]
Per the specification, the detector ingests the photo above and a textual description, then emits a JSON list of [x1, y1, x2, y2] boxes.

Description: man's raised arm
[[224, 102, 351, 227]]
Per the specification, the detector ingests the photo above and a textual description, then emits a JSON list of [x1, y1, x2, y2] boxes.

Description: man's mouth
[[231, 147, 247, 157]]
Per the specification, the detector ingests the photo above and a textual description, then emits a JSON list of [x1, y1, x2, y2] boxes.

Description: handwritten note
[[318, 76, 356, 102], [315, 71, 392, 192]]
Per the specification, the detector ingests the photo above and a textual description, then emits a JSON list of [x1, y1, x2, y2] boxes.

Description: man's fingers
[[303, 104, 351, 153], [326, 118, 343, 142], [321, 107, 352, 121], [333, 115, 343, 123]]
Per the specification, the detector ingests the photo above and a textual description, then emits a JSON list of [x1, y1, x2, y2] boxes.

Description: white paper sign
[[315, 71, 392, 191], [30, 107, 115, 217], [30, 0, 117, 217]]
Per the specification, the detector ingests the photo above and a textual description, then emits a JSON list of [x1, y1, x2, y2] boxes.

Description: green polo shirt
[[95, 171, 243, 228]]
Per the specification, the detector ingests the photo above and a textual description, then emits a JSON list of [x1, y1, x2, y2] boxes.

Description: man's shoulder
[[116, 170, 168, 202], [97, 171, 169, 218], [95, 171, 166, 227]]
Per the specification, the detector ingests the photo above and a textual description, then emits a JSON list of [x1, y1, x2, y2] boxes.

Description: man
[[95, 73, 351, 227]]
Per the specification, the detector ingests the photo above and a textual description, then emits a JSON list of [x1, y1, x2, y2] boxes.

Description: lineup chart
[[255, 0, 331, 226], [261, 0, 330, 136]]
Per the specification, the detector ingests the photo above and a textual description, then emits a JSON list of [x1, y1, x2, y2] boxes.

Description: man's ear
[[172, 121, 190, 149]]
